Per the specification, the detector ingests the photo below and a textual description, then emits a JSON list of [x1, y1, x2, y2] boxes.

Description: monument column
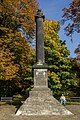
[[33, 9, 48, 88], [35, 9, 45, 63], [16, 9, 73, 116]]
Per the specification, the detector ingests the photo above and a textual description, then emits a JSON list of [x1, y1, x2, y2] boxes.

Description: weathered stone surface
[[34, 69, 48, 87], [16, 67, 73, 116], [16, 87, 73, 116], [35, 9, 45, 63]]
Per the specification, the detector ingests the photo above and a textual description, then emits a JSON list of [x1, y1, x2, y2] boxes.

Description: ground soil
[[0, 104, 80, 120]]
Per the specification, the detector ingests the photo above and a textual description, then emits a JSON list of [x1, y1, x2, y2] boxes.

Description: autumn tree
[[0, 0, 37, 96], [44, 20, 75, 98], [62, 0, 80, 37], [0, 0, 37, 34]]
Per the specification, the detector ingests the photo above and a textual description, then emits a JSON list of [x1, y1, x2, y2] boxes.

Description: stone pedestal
[[16, 67, 73, 116], [16, 9, 73, 116]]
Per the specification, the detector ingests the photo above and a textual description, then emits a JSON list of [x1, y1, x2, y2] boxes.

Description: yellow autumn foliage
[[0, 0, 37, 35], [0, 28, 33, 80]]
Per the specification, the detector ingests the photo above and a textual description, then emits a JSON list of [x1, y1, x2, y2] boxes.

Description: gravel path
[[0, 104, 80, 120]]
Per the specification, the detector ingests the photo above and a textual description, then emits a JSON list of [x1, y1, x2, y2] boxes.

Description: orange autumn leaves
[[0, 0, 37, 81], [0, 0, 37, 35], [0, 31, 33, 80]]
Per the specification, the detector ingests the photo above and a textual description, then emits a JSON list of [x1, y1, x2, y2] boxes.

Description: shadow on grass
[[0, 95, 27, 113], [12, 94, 29, 113]]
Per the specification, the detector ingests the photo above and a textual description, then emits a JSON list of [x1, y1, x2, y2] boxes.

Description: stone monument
[[16, 9, 73, 116]]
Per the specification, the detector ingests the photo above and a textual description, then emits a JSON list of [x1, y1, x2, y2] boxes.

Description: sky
[[38, 0, 80, 58]]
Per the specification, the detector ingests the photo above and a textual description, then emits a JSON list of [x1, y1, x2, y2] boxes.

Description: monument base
[[16, 87, 73, 116]]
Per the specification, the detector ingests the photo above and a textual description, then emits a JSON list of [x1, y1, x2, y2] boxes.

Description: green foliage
[[69, 58, 80, 97], [44, 20, 75, 97], [0, 0, 79, 98], [0, 80, 20, 97]]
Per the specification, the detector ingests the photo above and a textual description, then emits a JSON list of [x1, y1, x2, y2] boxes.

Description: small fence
[[0, 97, 13, 104], [66, 97, 80, 102]]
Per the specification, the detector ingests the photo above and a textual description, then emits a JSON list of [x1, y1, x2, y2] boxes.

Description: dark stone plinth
[[33, 63, 48, 69]]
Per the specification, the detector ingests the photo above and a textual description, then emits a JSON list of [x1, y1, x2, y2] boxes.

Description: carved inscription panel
[[34, 69, 48, 87]]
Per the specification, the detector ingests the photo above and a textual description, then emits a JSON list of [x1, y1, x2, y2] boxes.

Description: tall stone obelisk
[[35, 9, 45, 64], [16, 9, 73, 116]]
